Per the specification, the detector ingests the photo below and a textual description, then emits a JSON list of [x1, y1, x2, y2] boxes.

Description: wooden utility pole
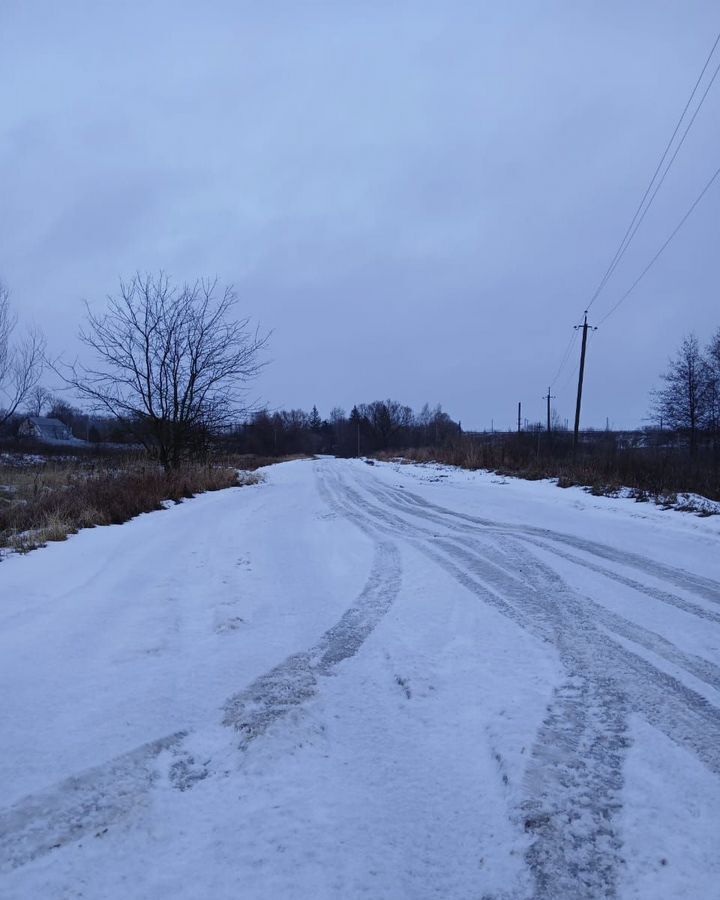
[[573, 311, 597, 454], [544, 387, 556, 433], [517, 402, 521, 433]]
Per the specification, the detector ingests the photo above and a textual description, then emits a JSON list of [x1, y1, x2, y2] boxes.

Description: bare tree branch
[[61, 273, 269, 468], [0, 281, 46, 425]]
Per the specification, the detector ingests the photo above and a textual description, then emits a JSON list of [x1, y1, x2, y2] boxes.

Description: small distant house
[[18, 416, 73, 442]]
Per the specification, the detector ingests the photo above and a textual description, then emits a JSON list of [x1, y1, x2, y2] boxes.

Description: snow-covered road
[[1, 458, 719, 899]]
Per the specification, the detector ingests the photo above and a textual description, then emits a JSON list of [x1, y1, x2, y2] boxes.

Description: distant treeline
[[0, 397, 462, 459], [224, 401, 461, 458]]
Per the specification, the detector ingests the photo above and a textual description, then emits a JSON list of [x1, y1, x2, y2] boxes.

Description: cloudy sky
[[2, 1, 719, 429]]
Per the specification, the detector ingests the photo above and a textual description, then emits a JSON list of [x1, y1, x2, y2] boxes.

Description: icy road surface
[[1, 457, 719, 899]]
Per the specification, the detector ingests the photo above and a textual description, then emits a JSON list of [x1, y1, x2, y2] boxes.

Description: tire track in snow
[[449, 534, 720, 693], [363, 475, 720, 624], [366, 473, 720, 607], [521, 677, 629, 900], [325, 468, 720, 724], [339, 473, 720, 760], [514, 532, 720, 627], [493, 537, 720, 898], [427, 533, 720, 771], [0, 528, 401, 874], [321, 462, 720, 900], [420, 535, 631, 899], [368, 480, 720, 705], [0, 732, 187, 873], [222, 540, 401, 743]]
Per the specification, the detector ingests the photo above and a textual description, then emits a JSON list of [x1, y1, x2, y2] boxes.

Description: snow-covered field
[[1, 457, 719, 899]]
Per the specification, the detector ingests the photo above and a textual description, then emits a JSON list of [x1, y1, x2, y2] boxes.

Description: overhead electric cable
[[549, 328, 579, 387], [558, 359, 580, 394], [585, 28, 720, 312], [591, 54, 720, 302], [545, 27, 720, 403], [598, 161, 720, 325]]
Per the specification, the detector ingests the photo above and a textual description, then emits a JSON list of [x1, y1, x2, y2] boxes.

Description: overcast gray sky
[[2, 1, 719, 429]]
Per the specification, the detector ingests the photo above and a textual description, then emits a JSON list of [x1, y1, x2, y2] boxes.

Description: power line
[[557, 328, 597, 394], [545, 27, 720, 411], [594, 55, 720, 300], [585, 27, 720, 312], [549, 327, 579, 387], [598, 160, 720, 325], [557, 359, 580, 393]]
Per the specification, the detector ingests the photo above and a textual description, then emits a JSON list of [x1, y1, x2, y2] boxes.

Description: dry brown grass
[[377, 434, 720, 507], [213, 452, 311, 470], [0, 456, 262, 553]]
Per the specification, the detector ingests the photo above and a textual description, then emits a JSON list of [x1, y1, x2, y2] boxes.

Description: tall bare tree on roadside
[[650, 333, 712, 456], [0, 281, 45, 426], [65, 273, 269, 469]]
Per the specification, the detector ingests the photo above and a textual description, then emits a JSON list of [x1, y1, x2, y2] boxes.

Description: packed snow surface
[[1, 457, 719, 899]]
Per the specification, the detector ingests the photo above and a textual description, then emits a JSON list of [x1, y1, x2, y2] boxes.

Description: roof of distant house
[[26, 416, 70, 431]]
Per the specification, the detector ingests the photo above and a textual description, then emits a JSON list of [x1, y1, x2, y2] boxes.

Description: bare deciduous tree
[[650, 333, 712, 455], [25, 385, 52, 417], [0, 281, 45, 426], [65, 273, 269, 469]]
